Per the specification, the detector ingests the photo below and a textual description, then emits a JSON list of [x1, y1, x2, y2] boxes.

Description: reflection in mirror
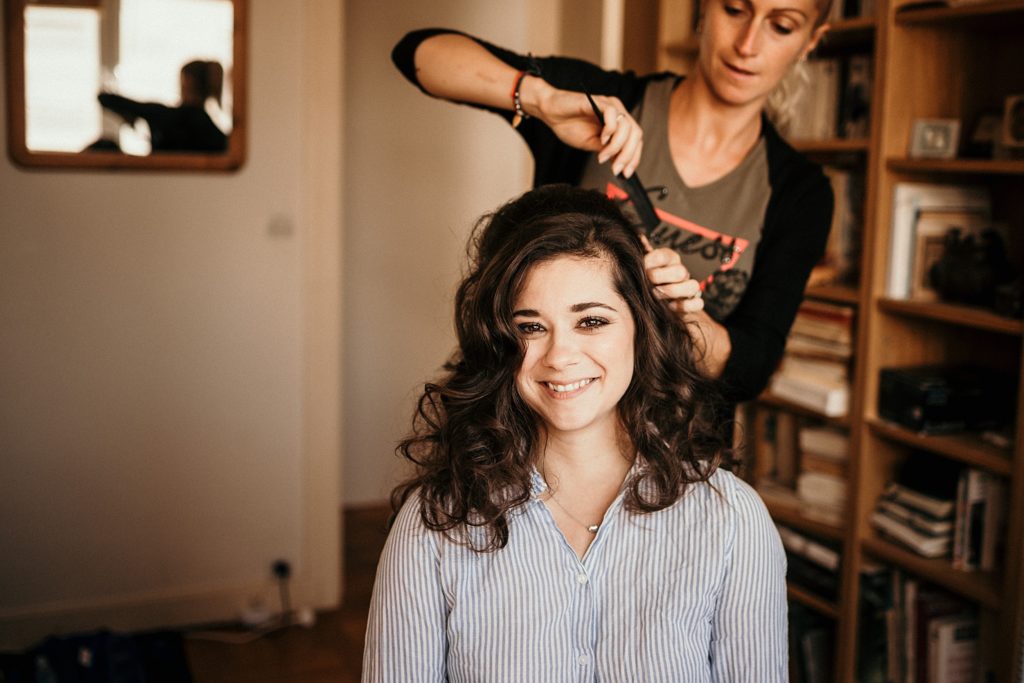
[[5, 0, 246, 171]]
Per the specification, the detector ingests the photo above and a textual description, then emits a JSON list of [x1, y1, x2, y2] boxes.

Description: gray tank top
[[580, 78, 771, 320]]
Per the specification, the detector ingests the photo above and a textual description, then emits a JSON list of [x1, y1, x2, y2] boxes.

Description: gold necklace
[[545, 488, 600, 534]]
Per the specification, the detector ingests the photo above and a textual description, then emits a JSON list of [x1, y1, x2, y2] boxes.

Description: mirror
[[4, 0, 246, 171]]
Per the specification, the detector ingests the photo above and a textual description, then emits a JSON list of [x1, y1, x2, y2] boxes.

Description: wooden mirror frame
[[4, 0, 247, 171]]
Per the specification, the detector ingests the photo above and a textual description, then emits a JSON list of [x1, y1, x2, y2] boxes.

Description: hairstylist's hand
[[524, 77, 643, 178], [641, 237, 704, 314]]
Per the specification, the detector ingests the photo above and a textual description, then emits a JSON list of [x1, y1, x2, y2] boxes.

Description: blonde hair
[[765, 60, 811, 135]]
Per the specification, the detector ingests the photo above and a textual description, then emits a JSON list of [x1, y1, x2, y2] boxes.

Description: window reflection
[[23, 0, 233, 155]]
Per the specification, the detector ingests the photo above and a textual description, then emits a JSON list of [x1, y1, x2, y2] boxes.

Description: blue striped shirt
[[363, 467, 788, 682]]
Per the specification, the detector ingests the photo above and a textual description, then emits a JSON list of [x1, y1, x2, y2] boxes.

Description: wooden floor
[[186, 506, 390, 683]]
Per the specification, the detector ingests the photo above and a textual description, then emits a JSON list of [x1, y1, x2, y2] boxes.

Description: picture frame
[[908, 118, 961, 159], [1002, 94, 1024, 149], [910, 208, 989, 301]]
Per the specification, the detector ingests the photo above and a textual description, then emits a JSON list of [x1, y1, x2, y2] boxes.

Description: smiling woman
[[3, 0, 246, 171], [362, 185, 789, 682]]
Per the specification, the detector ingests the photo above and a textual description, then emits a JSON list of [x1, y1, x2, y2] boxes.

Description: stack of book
[[857, 567, 980, 683], [796, 426, 849, 525], [871, 482, 955, 558], [768, 300, 854, 417], [871, 462, 1007, 569], [778, 525, 841, 600]]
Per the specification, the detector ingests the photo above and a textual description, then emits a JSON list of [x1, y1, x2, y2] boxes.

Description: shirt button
[[578, 654, 589, 666], [576, 573, 588, 585]]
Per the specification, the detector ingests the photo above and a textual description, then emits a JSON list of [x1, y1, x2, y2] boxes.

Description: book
[[839, 55, 872, 139], [815, 167, 863, 286], [871, 510, 951, 557], [912, 586, 973, 682], [779, 355, 849, 384], [785, 333, 853, 361], [790, 602, 836, 683], [954, 468, 1007, 571], [798, 471, 849, 503], [769, 371, 850, 417], [775, 410, 799, 487], [885, 183, 991, 299], [799, 426, 849, 461], [778, 526, 842, 571], [791, 300, 856, 343], [876, 498, 954, 536], [801, 451, 847, 478], [883, 482, 956, 519], [856, 563, 893, 683], [928, 614, 979, 683]]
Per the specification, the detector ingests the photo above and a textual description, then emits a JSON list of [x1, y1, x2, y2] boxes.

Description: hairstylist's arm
[[413, 33, 643, 177]]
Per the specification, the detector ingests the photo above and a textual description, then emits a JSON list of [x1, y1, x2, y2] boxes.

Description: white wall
[[0, 0, 342, 647], [341, 0, 561, 506]]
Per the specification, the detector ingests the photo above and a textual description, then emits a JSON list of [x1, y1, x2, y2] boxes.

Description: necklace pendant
[[586, 524, 599, 534]]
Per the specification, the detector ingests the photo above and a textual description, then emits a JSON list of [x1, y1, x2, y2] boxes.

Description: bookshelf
[[646, 0, 1024, 679], [857, 0, 1024, 678]]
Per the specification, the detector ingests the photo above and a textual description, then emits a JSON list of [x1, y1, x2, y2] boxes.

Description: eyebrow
[[740, 0, 810, 17], [512, 302, 619, 317]]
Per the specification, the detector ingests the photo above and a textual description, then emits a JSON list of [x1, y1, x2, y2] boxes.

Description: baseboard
[[0, 574, 318, 651]]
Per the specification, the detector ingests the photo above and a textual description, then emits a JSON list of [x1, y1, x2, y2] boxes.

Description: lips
[[724, 61, 756, 77], [542, 377, 596, 398]]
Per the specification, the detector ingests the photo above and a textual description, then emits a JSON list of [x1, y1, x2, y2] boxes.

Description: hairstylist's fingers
[[669, 296, 706, 314], [622, 138, 644, 179], [615, 126, 643, 178], [600, 112, 640, 173], [655, 278, 702, 301], [644, 246, 686, 273], [648, 262, 691, 287], [639, 235, 654, 253]]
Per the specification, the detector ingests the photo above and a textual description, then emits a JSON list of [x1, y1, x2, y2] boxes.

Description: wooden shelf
[[830, 15, 879, 31], [895, 0, 1024, 26], [791, 138, 870, 153], [818, 16, 877, 50], [861, 534, 1001, 608], [788, 583, 841, 619], [887, 157, 1024, 175], [867, 417, 1013, 475], [757, 392, 852, 427], [760, 487, 846, 541], [877, 298, 1024, 335], [806, 284, 861, 305]]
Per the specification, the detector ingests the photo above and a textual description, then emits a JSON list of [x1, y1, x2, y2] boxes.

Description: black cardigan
[[393, 29, 834, 403]]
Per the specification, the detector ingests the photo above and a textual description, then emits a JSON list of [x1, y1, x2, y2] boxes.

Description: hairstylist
[[392, 0, 834, 402]]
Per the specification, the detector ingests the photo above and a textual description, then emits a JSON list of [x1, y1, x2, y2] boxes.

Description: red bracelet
[[510, 69, 530, 128]]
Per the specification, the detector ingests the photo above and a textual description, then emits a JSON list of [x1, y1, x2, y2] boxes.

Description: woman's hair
[[391, 185, 728, 551], [764, 0, 833, 130]]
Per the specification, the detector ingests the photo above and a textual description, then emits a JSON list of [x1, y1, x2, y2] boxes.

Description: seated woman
[[362, 185, 787, 682]]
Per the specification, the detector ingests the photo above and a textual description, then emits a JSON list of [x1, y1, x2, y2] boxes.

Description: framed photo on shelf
[[964, 109, 1003, 158], [909, 208, 989, 301], [908, 118, 960, 159], [1003, 94, 1024, 149]]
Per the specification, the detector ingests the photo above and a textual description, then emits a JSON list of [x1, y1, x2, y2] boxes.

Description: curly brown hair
[[392, 185, 728, 551]]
